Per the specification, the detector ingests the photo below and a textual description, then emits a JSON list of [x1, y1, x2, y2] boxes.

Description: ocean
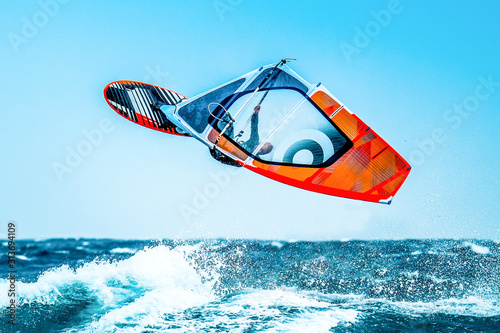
[[1, 239, 499, 332]]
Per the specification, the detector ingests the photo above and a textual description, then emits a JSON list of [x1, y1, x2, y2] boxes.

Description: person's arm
[[249, 106, 260, 144]]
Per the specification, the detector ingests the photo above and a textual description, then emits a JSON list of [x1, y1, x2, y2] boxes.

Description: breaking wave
[[0, 239, 499, 332]]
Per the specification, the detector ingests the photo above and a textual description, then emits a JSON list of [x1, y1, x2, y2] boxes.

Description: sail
[[195, 63, 410, 204]]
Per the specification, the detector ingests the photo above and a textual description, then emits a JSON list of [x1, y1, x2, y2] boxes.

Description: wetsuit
[[210, 113, 259, 167], [241, 113, 259, 153]]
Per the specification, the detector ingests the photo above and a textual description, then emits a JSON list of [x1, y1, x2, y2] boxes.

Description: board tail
[[104, 81, 190, 136]]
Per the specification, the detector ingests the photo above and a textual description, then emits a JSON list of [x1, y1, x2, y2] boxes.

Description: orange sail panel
[[245, 91, 410, 204]]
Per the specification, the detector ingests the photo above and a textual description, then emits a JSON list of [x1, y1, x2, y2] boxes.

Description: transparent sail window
[[177, 78, 245, 133], [221, 88, 350, 166]]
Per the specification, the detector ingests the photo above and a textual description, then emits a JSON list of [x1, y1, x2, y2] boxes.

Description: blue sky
[[0, 0, 499, 240]]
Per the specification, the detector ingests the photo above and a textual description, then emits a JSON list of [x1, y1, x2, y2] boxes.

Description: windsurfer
[[241, 105, 274, 156], [210, 105, 273, 166]]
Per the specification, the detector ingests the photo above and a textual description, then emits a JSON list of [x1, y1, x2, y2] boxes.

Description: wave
[[109, 247, 137, 254], [0, 239, 499, 332], [464, 241, 491, 255], [0, 245, 214, 332]]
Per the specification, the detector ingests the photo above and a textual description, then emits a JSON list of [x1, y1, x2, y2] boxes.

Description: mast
[[214, 58, 295, 146]]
